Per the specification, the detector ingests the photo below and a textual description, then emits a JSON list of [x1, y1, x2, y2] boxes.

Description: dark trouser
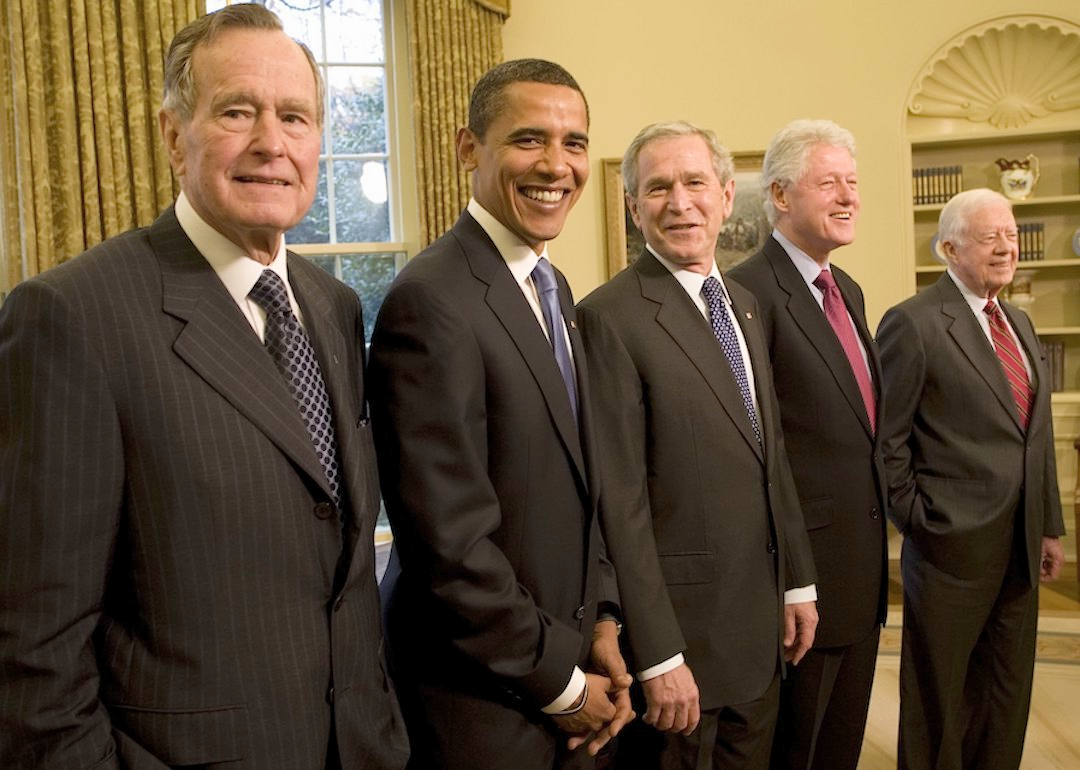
[[770, 624, 880, 770], [897, 537, 1038, 770], [615, 670, 780, 770]]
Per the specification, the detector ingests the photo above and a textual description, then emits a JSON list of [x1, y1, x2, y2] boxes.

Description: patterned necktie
[[702, 276, 761, 447], [813, 270, 877, 433], [531, 257, 579, 420], [249, 270, 342, 504], [983, 300, 1032, 431]]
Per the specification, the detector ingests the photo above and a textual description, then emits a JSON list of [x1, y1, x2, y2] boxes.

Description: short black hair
[[467, 58, 589, 138]]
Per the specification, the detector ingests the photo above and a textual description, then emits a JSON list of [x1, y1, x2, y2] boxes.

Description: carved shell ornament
[[907, 16, 1080, 129]]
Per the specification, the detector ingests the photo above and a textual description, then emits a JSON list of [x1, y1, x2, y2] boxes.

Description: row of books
[[913, 166, 963, 205], [1038, 340, 1067, 392], [1017, 222, 1045, 261]]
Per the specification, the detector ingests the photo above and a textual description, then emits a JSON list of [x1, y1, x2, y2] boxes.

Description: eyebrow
[[210, 91, 315, 117], [506, 127, 589, 144]]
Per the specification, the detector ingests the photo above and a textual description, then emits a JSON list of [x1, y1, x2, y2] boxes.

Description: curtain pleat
[[0, 0, 199, 286], [406, 0, 504, 247]]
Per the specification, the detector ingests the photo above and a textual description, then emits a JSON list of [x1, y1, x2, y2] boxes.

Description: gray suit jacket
[[877, 272, 1064, 584], [0, 208, 408, 769], [578, 250, 816, 710], [728, 237, 888, 647]]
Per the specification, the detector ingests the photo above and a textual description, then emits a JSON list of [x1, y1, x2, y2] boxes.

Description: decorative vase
[[995, 154, 1040, 200]]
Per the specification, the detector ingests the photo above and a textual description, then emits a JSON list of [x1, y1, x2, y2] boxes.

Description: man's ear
[[456, 127, 479, 172], [770, 180, 789, 216], [159, 109, 186, 177]]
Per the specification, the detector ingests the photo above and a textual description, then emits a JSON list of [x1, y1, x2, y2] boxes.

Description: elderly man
[[877, 188, 1065, 770], [368, 59, 632, 769], [578, 121, 817, 769], [0, 6, 407, 769], [728, 119, 887, 770]]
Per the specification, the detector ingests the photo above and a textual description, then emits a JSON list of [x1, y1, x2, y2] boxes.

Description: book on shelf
[[1038, 339, 1066, 392], [912, 165, 962, 205], [1018, 222, 1045, 262]]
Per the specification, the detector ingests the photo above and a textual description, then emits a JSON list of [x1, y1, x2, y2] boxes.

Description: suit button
[[766, 541, 777, 554], [574, 606, 585, 620], [327, 686, 335, 704], [870, 507, 880, 520], [333, 595, 346, 612], [314, 501, 335, 520]]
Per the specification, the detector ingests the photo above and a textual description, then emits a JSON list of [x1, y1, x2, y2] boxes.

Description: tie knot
[[702, 275, 725, 307], [249, 270, 291, 316], [531, 258, 558, 295], [983, 300, 1001, 319], [813, 269, 837, 294]]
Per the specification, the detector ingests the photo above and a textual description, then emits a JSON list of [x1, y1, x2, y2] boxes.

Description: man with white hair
[[729, 119, 887, 770], [877, 188, 1065, 769]]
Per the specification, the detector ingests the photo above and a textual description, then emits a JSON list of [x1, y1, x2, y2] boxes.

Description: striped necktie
[[983, 300, 1032, 431]]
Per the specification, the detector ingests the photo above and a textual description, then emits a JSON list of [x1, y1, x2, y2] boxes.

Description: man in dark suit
[[578, 121, 817, 769], [877, 188, 1065, 770], [0, 6, 407, 769], [367, 59, 632, 769], [727, 119, 886, 770]]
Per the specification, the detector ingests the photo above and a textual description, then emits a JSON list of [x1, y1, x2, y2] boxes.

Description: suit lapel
[[453, 214, 588, 487], [152, 209, 332, 498], [636, 252, 762, 460], [937, 274, 1024, 432], [764, 239, 873, 437]]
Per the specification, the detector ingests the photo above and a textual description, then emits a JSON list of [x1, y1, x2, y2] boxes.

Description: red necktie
[[983, 301, 1032, 431], [813, 270, 876, 433]]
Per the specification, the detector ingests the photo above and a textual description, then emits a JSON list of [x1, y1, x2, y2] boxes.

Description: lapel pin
[[569, 320, 577, 329], [745, 311, 753, 320]]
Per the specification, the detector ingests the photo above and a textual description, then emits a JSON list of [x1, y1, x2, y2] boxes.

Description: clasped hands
[[551, 619, 635, 755]]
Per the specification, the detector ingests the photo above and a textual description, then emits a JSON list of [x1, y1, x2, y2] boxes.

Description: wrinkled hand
[[783, 601, 818, 665], [642, 662, 699, 735], [552, 672, 616, 741], [1040, 537, 1065, 582], [563, 620, 635, 755]]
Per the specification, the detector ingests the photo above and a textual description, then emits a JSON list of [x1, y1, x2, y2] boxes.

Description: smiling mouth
[[522, 188, 565, 203], [831, 212, 852, 220], [236, 177, 290, 186]]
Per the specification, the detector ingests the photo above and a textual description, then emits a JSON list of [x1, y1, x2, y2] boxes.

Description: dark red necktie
[[983, 300, 1032, 431], [813, 270, 876, 433]]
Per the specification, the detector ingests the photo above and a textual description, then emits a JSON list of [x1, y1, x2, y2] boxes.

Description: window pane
[[289, 160, 330, 244], [328, 66, 386, 155], [341, 252, 396, 341], [333, 160, 391, 242], [325, 0, 384, 62], [263, 0, 324, 61]]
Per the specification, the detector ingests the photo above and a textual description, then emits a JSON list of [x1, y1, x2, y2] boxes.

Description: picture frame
[[603, 151, 768, 279]]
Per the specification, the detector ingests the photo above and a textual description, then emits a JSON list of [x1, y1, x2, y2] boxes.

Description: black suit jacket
[[578, 250, 816, 710], [0, 208, 408, 769], [728, 237, 887, 647], [368, 211, 606, 711], [877, 272, 1064, 584]]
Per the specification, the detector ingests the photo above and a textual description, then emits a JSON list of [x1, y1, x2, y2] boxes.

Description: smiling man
[[368, 59, 632, 769], [0, 5, 407, 770], [578, 121, 817, 769], [877, 188, 1065, 770], [728, 120, 887, 770]]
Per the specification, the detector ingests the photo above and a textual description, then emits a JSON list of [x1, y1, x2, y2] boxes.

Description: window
[[205, 0, 413, 340]]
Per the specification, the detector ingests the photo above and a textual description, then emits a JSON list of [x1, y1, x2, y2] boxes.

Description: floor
[[858, 569, 1080, 769]]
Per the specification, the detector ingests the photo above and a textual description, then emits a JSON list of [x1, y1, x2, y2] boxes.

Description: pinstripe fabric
[[0, 208, 408, 769]]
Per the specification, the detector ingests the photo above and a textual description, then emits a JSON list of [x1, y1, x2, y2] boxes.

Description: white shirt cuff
[[541, 666, 586, 714], [785, 584, 817, 604], [637, 652, 685, 681]]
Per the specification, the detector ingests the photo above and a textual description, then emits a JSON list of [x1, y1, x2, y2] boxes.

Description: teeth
[[832, 212, 851, 219], [238, 177, 287, 185], [523, 189, 564, 203]]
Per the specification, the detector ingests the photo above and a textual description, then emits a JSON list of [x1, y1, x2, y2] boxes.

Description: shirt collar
[[467, 197, 549, 286], [946, 267, 997, 316], [647, 243, 727, 303], [175, 191, 290, 306], [772, 228, 830, 287]]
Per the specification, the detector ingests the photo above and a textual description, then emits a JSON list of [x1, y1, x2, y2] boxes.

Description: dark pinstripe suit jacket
[[0, 208, 409, 769]]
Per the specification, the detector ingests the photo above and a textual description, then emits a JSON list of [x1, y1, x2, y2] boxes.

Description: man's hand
[[551, 672, 616, 739], [562, 619, 636, 755], [1040, 536, 1065, 582], [783, 601, 818, 665], [641, 662, 699, 735]]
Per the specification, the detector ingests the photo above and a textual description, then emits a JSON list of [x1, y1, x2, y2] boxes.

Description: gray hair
[[621, 121, 733, 198], [939, 188, 1013, 246], [162, 3, 324, 127], [761, 119, 856, 225], [468, 58, 588, 139]]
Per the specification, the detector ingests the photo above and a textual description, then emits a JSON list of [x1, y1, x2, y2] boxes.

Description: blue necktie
[[249, 270, 342, 505], [702, 276, 761, 447], [531, 257, 578, 420]]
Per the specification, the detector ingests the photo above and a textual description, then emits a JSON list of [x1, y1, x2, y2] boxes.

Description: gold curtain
[[0, 0, 200, 287], [406, 0, 506, 247]]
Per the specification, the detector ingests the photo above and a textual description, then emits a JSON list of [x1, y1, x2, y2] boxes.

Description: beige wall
[[503, 1, 1080, 329]]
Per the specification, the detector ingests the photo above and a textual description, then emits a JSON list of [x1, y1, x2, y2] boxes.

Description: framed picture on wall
[[603, 151, 768, 279]]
